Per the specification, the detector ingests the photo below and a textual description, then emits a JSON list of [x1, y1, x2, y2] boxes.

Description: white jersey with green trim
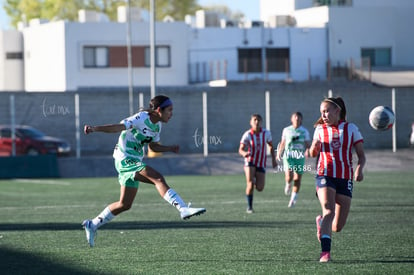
[[281, 125, 310, 159], [113, 111, 161, 161]]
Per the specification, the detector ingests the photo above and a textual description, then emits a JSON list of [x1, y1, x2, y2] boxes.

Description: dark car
[[0, 125, 71, 156]]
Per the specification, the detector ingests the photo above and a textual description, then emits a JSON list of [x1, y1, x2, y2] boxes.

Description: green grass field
[[0, 171, 413, 274]]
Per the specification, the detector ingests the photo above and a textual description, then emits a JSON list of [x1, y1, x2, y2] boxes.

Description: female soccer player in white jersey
[[276, 112, 311, 208], [81, 95, 206, 247], [239, 114, 277, 213], [309, 97, 366, 262]]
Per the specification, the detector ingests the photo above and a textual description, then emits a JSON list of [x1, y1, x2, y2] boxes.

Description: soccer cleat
[[284, 183, 291, 196], [180, 207, 206, 220], [82, 219, 96, 247], [246, 207, 254, 214], [319, 251, 331, 262], [288, 199, 296, 208], [316, 215, 323, 242]]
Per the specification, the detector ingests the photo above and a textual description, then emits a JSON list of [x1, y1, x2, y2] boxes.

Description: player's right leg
[[137, 165, 206, 219]]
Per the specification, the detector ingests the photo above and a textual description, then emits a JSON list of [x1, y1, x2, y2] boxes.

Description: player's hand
[[84, 125, 93, 134], [170, 145, 179, 154], [310, 140, 321, 157], [354, 166, 364, 182]]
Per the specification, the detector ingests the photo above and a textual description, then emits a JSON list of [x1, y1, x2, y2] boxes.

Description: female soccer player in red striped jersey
[[309, 97, 366, 262], [239, 114, 277, 213]]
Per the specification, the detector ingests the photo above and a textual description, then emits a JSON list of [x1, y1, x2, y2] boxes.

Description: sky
[[0, 0, 9, 29], [0, 0, 260, 30]]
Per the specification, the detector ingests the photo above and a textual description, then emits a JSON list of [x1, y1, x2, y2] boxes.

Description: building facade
[[0, 0, 413, 92]]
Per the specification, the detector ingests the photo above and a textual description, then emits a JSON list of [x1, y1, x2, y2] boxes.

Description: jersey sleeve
[[120, 113, 141, 130], [152, 123, 161, 143], [240, 131, 249, 145], [281, 127, 288, 141], [313, 125, 322, 141], [349, 123, 363, 144]]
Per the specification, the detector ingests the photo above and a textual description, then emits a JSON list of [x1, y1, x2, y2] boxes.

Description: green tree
[[4, 0, 85, 27], [202, 4, 245, 21], [3, 0, 206, 28]]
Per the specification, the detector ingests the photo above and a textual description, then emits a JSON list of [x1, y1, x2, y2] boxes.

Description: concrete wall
[[0, 81, 413, 157]]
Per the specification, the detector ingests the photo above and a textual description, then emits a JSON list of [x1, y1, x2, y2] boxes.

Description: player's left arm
[[148, 142, 179, 153], [267, 140, 277, 168], [354, 141, 366, 182]]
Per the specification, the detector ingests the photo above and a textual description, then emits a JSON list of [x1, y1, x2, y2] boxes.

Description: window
[[83, 47, 108, 68], [361, 48, 391, 66], [266, 48, 290, 72], [144, 46, 171, 67], [6, 52, 23, 60], [237, 48, 290, 73], [83, 45, 170, 68], [238, 48, 262, 73], [108, 46, 146, 67], [314, 0, 352, 6]]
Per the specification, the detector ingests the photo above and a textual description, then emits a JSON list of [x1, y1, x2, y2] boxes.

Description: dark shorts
[[245, 162, 266, 173], [315, 175, 353, 198]]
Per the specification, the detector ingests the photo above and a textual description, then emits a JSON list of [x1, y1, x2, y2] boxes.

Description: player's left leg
[[289, 173, 302, 208], [254, 170, 265, 192], [332, 194, 351, 232]]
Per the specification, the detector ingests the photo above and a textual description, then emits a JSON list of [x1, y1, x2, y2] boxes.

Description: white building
[[22, 19, 189, 92], [262, 0, 414, 68], [0, 0, 413, 92], [0, 30, 24, 91]]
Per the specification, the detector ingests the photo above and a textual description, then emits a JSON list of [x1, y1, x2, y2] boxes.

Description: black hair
[[251, 113, 263, 121], [140, 95, 171, 113]]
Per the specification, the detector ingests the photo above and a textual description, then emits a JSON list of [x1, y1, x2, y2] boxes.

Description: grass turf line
[[0, 172, 413, 274]]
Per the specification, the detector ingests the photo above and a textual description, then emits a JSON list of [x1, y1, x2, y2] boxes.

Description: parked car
[[0, 125, 71, 156]]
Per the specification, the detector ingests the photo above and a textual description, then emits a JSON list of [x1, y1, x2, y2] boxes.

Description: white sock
[[290, 191, 298, 201], [163, 188, 186, 210], [92, 206, 115, 230]]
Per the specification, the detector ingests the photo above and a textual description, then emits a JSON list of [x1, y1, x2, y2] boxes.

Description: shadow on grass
[[0, 220, 311, 231], [0, 246, 91, 275]]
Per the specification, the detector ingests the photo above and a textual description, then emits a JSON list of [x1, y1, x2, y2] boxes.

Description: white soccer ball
[[369, 106, 395, 131]]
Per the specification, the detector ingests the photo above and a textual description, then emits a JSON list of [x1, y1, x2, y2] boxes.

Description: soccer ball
[[368, 106, 395, 131]]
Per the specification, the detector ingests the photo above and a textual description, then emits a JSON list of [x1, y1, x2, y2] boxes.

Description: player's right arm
[[276, 139, 285, 162], [84, 124, 125, 134], [309, 139, 321, 158], [238, 143, 249, 158]]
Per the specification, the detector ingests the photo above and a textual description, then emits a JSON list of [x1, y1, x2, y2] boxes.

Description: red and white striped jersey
[[313, 122, 363, 180], [240, 128, 273, 168]]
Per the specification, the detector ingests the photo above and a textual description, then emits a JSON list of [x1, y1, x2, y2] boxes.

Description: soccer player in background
[[309, 97, 366, 262], [276, 112, 311, 208], [239, 114, 277, 213], [81, 95, 206, 247]]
